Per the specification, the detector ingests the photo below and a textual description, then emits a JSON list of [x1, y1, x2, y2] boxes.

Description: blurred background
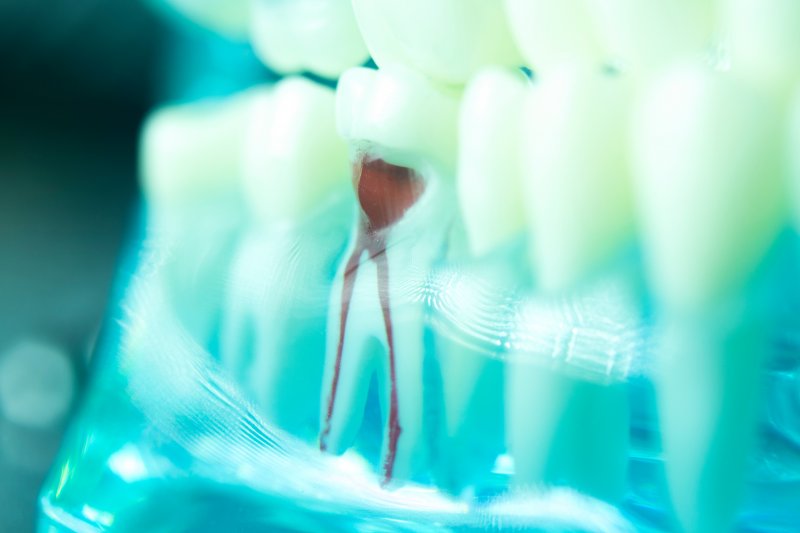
[[0, 1, 269, 530]]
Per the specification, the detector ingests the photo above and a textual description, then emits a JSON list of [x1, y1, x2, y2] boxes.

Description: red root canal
[[320, 156, 425, 485]]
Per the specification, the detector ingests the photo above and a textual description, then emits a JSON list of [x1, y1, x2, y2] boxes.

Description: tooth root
[[249, 0, 369, 78], [523, 68, 636, 293], [720, 0, 800, 91], [503, 0, 606, 72], [351, 0, 521, 85], [458, 67, 528, 257], [507, 360, 629, 502], [586, 0, 716, 71], [633, 65, 787, 532]]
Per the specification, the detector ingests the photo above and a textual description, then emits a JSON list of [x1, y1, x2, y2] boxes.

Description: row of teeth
[[142, 2, 800, 532]]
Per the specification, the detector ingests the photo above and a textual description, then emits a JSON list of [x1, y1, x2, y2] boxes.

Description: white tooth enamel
[[720, 0, 800, 91], [243, 77, 350, 224], [633, 65, 787, 532], [139, 89, 260, 343], [336, 66, 461, 172], [141, 88, 259, 212], [523, 68, 635, 293], [160, 0, 250, 39], [351, 0, 521, 85], [458, 68, 528, 256], [586, 0, 716, 71], [250, 0, 369, 78], [633, 65, 787, 311], [220, 78, 351, 436], [503, 0, 606, 72]]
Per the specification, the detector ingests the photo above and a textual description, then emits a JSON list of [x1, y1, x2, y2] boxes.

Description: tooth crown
[[457, 67, 528, 256], [523, 68, 636, 293], [351, 0, 521, 85], [336, 66, 461, 174], [243, 77, 350, 225], [633, 64, 789, 311], [250, 0, 369, 78]]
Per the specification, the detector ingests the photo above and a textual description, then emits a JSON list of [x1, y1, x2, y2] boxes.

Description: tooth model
[[319, 65, 460, 484], [220, 77, 352, 437]]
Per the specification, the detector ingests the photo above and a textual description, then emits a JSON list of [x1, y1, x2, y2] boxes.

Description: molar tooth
[[503, 0, 606, 72], [250, 0, 369, 79], [633, 64, 787, 532], [221, 78, 351, 437], [458, 67, 528, 257], [351, 0, 521, 85], [586, 0, 716, 71], [719, 0, 800, 92], [523, 68, 636, 293]]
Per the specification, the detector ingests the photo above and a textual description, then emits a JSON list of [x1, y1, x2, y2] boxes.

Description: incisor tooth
[[351, 0, 521, 85], [250, 0, 369, 78], [523, 68, 635, 293], [587, 0, 716, 72], [503, 0, 606, 72], [458, 67, 528, 257]]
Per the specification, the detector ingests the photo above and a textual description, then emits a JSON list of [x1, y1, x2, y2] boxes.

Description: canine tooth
[[719, 0, 800, 91], [503, 0, 606, 72], [221, 79, 351, 436], [587, 0, 716, 71], [336, 66, 461, 173], [633, 64, 787, 532], [161, 0, 250, 39], [351, 0, 521, 85], [523, 68, 635, 293], [250, 0, 369, 79], [458, 68, 528, 257], [242, 77, 351, 224]]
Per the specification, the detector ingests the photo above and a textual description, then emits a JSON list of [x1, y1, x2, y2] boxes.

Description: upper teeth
[[250, 0, 370, 78], [158, 0, 251, 39], [351, 0, 522, 85]]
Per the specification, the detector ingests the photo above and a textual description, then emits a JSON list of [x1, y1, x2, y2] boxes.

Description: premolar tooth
[[633, 64, 787, 532], [587, 0, 716, 71], [523, 68, 636, 293], [719, 0, 800, 91], [503, 0, 606, 72], [242, 77, 351, 224], [221, 78, 351, 437], [458, 67, 528, 257], [336, 66, 461, 173], [351, 0, 521, 85], [250, 0, 369, 79]]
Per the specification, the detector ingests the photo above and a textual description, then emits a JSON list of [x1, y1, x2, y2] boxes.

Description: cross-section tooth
[[221, 78, 351, 437], [503, 0, 606, 72], [320, 67, 460, 484], [250, 0, 369, 79], [522, 67, 636, 293], [351, 0, 521, 85], [587, 0, 716, 72], [458, 67, 528, 257], [139, 88, 262, 345], [633, 64, 788, 532], [719, 0, 800, 92]]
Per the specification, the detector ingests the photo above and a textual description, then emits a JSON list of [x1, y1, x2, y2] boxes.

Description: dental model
[[319, 64, 460, 484], [221, 77, 352, 438]]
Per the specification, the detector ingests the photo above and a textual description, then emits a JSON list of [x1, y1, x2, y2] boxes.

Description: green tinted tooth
[[457, 67, 528, 257], [351, 0, 521, 85], [156, 0, 250, 39], [250, 0, 369, 79]]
